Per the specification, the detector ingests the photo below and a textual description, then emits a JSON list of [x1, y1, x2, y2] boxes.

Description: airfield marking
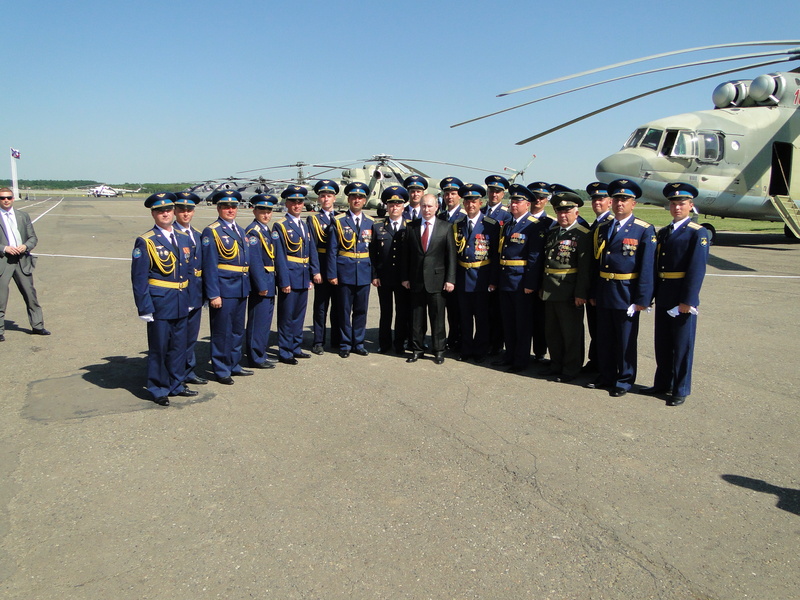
[[706, 273, 800, 279], [30, 199, 63, 223], [35, 253, 128, 261]]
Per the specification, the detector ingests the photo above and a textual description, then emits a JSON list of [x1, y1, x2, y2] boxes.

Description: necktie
[[3, 212, 19, 246], [609, 221, 621, 242], [392, 221, 398, 234], [169, 232, 178, 253], [467, 219, 473, 237], [421, 220, 430, 251]]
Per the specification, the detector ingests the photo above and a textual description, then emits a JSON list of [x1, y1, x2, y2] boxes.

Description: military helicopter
[[238, 154, 500, 216], [82, 184, 142, 197], [453, 40, 800, 240]]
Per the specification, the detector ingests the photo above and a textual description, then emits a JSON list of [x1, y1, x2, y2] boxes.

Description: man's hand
[[209, 297, 222, 309], [443, 282, 454, 293]]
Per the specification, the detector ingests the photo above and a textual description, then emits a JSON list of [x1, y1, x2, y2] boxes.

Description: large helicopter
[[237, 154, 501, 216], [453, 40, 800, 240]]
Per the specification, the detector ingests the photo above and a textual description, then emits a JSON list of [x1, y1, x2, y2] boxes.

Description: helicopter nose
[[596, 152, 643, 181]]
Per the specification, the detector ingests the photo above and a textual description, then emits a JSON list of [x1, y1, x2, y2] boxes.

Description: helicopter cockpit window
[[640, 128, 664, 151], [696, 131, 723, 162], [624, 128, 646, 148], [669, 130, 697, 159]]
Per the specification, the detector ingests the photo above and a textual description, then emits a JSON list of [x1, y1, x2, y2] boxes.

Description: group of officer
[[132, 172, 708, 408]]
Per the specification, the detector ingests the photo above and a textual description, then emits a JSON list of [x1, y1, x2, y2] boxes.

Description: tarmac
[[0, 195, 798, 599]]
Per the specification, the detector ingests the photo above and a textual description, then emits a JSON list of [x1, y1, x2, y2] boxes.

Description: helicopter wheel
[[784, 224, 800, 241], [700, 223, 715, 245]]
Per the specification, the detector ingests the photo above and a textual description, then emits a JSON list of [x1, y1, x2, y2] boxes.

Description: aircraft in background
[[453, 40, 800, 240], [84, 184, 142, 197]]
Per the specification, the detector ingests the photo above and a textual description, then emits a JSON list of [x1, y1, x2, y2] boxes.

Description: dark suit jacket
[[402, 218, 456, 293], [0, 208, 37, 276]]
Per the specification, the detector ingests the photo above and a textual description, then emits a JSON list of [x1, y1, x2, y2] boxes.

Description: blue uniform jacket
[[483, 204, 512, 226], [438, 206, 467, 224], [455, 215, 500, 292], [201, 218, 251, 300], [402, 205, 421, 221], [370, 218, 408, 287], [327, 213, 374, 285], [131, 227, 192, 319], [273, 216, 320, 290], [654, 221, 709, 307], [174, 224, 203, 308], [592, 216, 657, 309], [497, 213, 547, 292], [245, 220, 277, 297], [307, 211, 336, 274]]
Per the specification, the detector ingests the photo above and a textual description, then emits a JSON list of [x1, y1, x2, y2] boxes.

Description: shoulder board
[[574, 224, 590, 234], [403, 219, 411, 225], [175, 229, 189, 238], [141, 231, 155, 239], [687, 221, 702, 230], [245, 226, 258, 236], [483, 216, 497, 225], [208, 222, 221, 229], [334, 214, 347, 221], [526, 215, 539, 224], [633, 218, 651, 228]]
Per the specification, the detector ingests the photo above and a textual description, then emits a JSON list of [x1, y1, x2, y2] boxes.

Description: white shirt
[[1, 209, 20, 246]]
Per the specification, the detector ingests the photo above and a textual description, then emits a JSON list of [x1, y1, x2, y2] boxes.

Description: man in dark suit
[[0, 188, 49, 341], [370, 185, 411, 354], [173, 192, 206, 385], [402, 193, 457, 364]]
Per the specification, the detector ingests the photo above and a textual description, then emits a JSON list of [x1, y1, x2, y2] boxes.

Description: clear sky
[[3, 0, 799, 190]]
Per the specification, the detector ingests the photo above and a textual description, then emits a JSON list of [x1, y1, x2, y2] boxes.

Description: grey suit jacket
[[0, 209, 38, 276]]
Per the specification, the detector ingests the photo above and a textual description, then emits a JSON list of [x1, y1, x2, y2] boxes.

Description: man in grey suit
[[402, 194, 457, 364], [0, 188, 49, 341]]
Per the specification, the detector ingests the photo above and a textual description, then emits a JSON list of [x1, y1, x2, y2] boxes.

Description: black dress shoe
[[491, 359, 512, 367], [581, 362, 598, 373], [0, 334, 5, 342], [507, 364, 526, 373], [339, 350, 350, 358], [170, 388, 199, 397], [216, 376, 234, 385], [279, 357, 298, 365], [553, 375, 575, 383], [584, 380, 611, 390], [185, 375, 208, 385], [434, 353, 445, 365], [456, 354, 470, 362], [473, 355, 486, 364], [251, 361, 275, 369], [311, 344, 324, 355], [294, 352, 311, 359], [667, 396, 686, 406], [153, 396, 170, 406], [264, 357, 278, 364], [32, 328, 51, 336], [640, 386, 670, 396], [232, 369, 254, 376], [610, 387, 627, 397], [353, 347, 369, 356], [406, 352, 422, 363]]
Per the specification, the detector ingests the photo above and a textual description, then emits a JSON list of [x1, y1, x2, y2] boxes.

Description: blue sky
[[3, 0, 799, 190]]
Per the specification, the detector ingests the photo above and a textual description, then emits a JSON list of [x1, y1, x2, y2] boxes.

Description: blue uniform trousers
[[653, 308, 697, 397], [183, 306, 202, 382], [278, 288, 308, 359], [596, 307, 640, 391], [444, 289, 461, 350], [337, 283, 369, 351], [147, 316, 188, 399], [458, 290, 490, 358], [377, 283, 410, 352], [246, 293, 275, 366], [531, 295, 548, 358], [500, 290, 534, 368], [209, 297, 247, 378], [312, 280, 341, 347]]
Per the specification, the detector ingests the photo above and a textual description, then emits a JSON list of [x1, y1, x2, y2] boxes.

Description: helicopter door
[[769, 142, 792, 197]]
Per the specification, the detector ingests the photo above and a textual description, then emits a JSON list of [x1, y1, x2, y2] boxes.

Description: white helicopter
[[84, 184, 142, 197], [453, 40, 800, 240]]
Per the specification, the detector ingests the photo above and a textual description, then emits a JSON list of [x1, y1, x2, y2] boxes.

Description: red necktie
[[421, 220, 430, 251]]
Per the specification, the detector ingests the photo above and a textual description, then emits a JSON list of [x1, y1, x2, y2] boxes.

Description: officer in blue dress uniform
[[525, 181, 554, 363], [307, 179, 341, 354], [402, 175, 427, 222], [438, 176, 466, 352], [642, 183, 709, 406], [201, 189, 253, 385], [132, 192, 194, 406], [173, 191, 207, 386], [587, 179, 656, 397], [454, 183, 500, 363], [244, 194, 278, 369], [370, 185, 411, 353], [274, 185, 321, 364], [482, 175, 512, 224], [583, 182, 614, 373], [492, 184, 548, 372], [327, 181, 374, 358]]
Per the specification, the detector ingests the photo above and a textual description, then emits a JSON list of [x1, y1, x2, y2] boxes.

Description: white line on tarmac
[[35, 253, 128, 261], [31, 199, 63, 223], [707, 273, 800, 279]]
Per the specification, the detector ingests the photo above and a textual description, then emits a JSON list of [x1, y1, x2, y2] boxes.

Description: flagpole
[[10, 148, 19, 200]]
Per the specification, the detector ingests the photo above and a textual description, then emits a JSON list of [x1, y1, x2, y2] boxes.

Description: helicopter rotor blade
[[392, 158, 499, 174], [452, 47, 800, 129], [499, 39, 800, 97], [515, 56, 797, 145]]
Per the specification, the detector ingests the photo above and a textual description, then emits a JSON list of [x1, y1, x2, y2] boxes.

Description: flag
[[10, 148, 20, 159]]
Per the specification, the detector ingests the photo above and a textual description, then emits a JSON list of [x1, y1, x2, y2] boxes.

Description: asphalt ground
[[0, 196, 798, 600]]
